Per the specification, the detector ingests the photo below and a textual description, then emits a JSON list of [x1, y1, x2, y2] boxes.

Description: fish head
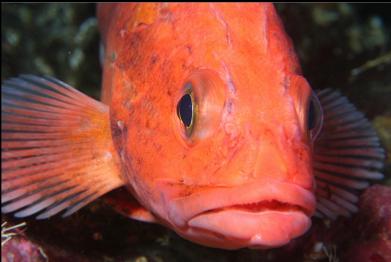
[[101, 3, 318, 249]]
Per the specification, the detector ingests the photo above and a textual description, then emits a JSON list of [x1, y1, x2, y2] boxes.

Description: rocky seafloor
[[1, 3, 390, 262]]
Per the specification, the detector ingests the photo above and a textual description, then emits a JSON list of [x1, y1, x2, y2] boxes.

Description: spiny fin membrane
[[1, 75, 125, 219], [313, 88, 385, 220]]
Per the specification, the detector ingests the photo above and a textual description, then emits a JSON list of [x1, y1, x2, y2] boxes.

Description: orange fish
[[1, 3, 385, 249]]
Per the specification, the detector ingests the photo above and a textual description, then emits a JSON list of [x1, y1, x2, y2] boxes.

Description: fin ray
[[2, 97, 96, 117], [2, 144, 91, 159], [2, 154, 92, 180], [314, 88, 384, 220]]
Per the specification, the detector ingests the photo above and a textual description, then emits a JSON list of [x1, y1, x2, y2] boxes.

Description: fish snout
[[244, 131, 314, 192]]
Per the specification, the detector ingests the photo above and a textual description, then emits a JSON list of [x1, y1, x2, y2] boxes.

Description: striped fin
[[1, 75, 125, 219], [313, 88, 385, 220]]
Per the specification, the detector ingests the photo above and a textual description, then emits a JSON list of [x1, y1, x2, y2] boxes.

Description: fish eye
[[177, 85, 195, 135], [308, 93, 323, 140], [308, 100, 316, 130]]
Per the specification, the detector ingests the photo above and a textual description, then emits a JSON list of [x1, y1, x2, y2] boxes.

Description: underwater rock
[[2, 235, 47, 262], [1, 219, 92, 262], [295, 185, 391, 262], [356, 184, 391, 239], [344, 240, 391, 262], [343, 185, 391, 261]]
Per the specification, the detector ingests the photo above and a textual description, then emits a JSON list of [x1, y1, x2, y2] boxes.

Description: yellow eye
[[177, 85, 195, 135]]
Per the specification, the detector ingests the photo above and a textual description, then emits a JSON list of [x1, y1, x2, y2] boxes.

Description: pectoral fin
[[1, 75, 125, 219], [105, 188, 158, 223], [313, 89, 385, 219]]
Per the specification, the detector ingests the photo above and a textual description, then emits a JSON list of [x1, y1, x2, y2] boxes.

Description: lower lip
[[161, 179, 315, 227], [188, 209, 311, 248]]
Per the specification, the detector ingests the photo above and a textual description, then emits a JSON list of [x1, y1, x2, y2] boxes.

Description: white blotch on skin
[[250, 234, 263, 245], [117, 120, 124, 131], [120, 149, 126, 162], [104, 151, 112, 162], [224, 122, 238, 138], [120, 29, 126, 38]]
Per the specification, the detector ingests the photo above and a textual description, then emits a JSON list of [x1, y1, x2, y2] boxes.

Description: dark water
[[1, 3, 390, 262]]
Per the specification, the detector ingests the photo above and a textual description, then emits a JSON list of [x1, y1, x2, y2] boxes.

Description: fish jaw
[[156, 180, 315, 249], [187, 210, 311, 249]]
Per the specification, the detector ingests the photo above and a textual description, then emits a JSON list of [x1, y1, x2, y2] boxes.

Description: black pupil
[[177, 94, 193, 127], [308, 100, 315, 130]]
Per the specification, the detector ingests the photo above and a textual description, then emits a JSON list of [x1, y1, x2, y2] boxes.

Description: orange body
[[97, 3, 316, 249]]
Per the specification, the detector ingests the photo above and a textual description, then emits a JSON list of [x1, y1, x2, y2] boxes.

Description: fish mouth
[[187, 209, 311, 249], [158, 180, 315, 249], [186, 200, 311, 249], [195, 199, 311, 217]]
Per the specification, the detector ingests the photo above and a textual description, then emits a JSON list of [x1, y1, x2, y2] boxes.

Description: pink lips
[[157, 180, 315, 248], [188, 210, 311, 248]]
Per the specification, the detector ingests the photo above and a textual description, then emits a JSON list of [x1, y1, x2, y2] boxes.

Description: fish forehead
[[103, 4, 298, 75], [103, 3, 303, 121]]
